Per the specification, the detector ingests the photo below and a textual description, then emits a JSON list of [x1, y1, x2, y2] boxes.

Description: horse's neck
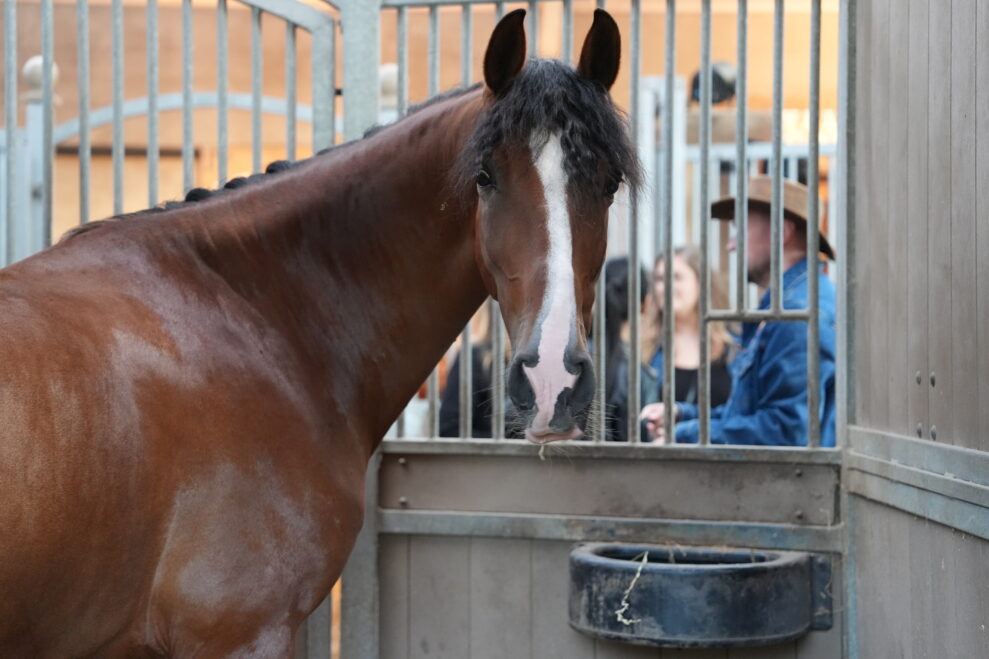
[[189, 92, 489, 452]]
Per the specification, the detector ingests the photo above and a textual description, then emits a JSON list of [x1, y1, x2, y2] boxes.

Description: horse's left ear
[[577, 9, 621, 91]]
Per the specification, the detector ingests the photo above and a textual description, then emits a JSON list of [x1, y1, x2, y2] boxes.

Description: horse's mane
[[59, 59, 639, 244], [454, 58, 642, 200]]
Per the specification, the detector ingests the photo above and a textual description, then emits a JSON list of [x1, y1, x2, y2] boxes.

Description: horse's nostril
[[507, 355, 536, 411], [570, 354, 595, 411]]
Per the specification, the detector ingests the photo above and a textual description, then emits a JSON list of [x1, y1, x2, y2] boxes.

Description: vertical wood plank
[[867, 0, 891, 430], [928, 522, 956, 656], [530, 540, 596, 659], [950, 0, 978, 449], [943, 531, 988, 658], [468, 538, 533, 659], [794, 555, 843, 659], [976, 0, 989, 453], [907, 0, 931, 441], [909, 517, 936, 658], [853, 0, 873, 427], [887, 0, 911, 437], [595, 637, 660, 658], [409, 536, 471, 659], [379, 535, 410, 659], [727, 643, 795, 659], [927, 0, 953, 445], [884, 505, 914, 659]]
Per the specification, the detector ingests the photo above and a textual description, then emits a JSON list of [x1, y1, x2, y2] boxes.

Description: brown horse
[[0, 9, 637, 657]]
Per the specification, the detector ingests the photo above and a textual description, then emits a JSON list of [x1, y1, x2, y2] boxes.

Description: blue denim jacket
[[673, 258, 837, 447]]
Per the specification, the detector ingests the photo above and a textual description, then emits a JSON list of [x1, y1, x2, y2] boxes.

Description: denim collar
[[757, 258, 811, 311]]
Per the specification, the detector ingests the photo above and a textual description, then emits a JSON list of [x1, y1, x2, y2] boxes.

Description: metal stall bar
[[397, 7, 409, 115], [562, 0, 573, 65], [662, 0, 677, 441], [251, 7, 263, 173], [4, 0, 15, 264], [492, 299, 506, 439], [396, 5, 409, 438], [112, 0, 123, 215], [769, 0, 783, 312], [147, 0, 159, 206], [76, 0, 91, 224], [496, 1, 506, 21], [697, 0, 711, 444], [459, 2, 474, 438], [182, 0, 194, 192], [592, 0, 609, 443], [528, 1, 538, 56], [310, 17, 334, 153], [40, 0, 53, 247], [217, 0, 229, 186], [627, 0, 642, 443], [285, 24, 297, 161], [734, 0, 748, 312], [806, 0, 822, 448], [426, 4, 441, 437]]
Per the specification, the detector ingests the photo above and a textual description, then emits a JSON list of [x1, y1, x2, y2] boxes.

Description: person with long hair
[[639, 245, 734, 426]]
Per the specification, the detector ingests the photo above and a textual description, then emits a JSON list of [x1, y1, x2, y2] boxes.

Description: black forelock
[[455, 58, 641, 198]]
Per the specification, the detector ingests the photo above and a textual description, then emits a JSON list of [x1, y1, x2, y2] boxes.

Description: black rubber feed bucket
[[569, 543, 831, 648]]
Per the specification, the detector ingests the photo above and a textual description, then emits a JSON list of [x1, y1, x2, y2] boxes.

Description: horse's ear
[[577, 9, 621, 91], [483, 9, 527, 95]]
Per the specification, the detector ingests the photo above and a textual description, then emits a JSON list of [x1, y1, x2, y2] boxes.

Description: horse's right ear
[[483, 9, 527, 95]]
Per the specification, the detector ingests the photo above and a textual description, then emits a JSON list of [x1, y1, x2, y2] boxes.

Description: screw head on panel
[[398, 457, 407, 466], [930, 426, 937, 441], [916, 424, 923, 438], [930, 372, 936, 387], [915, 371, 922, 385], [398, 496, 409, 507]]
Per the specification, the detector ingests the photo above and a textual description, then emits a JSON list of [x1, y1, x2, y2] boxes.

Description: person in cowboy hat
[[641, 175, 837, 447]]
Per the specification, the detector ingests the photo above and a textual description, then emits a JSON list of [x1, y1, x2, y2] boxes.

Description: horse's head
[[464, 9, 639, 443]]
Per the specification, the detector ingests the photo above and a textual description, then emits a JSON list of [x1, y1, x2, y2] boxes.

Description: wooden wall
[[850, 0, 989, 655]]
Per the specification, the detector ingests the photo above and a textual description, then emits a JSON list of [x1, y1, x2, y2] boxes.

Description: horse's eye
[[604, 177, 621, 197], [477, 170, 493, 189]]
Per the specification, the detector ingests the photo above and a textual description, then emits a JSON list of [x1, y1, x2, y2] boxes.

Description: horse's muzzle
[[508, 348, 594, 443]]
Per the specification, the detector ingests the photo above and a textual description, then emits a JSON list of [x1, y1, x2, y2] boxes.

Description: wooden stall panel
[[530, 540, 596, 659], [927, 0, 954, 446], [949, 0, 979, 450], [379, 454, 838, 526], [379, 535, 410, 659], [852, 0, 873, 429], [977, 0, 989, 453], [886, 0, 910, 438], [468, 538, 533, 659], [853, 498, 989, 657], [408, 536, 471, 659], [906, 0, 930, 442]]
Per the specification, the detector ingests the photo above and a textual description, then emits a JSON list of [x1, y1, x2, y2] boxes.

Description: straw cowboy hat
[[710, 175, 835, 260]]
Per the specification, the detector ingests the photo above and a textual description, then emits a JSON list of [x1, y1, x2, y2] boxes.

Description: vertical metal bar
[[112, 0, 123, 215], [459, 3, 474, 439], [217, 0, 228, 186], [181, 0, 193, 192], [496, 2, 506, 21], [285, 24, 297, 161], [40, 0, 53, 246], [428, 5, 440, 98], [491, 299, 506, 439], [697, 0, 711, 445], [627, 0, 642, 443], [426, 5, 441, 438], [147, 0, 159, 206], [597, 0, 606, 9], [806, 0, 822, 448], [562, 0, 574, 65], [734, 0, 748, 312], [528, 1, 538, 56], [310, 18, 335, 152], [662, 0, 677, 442], [251, 7, 263, 173], [397, 7, 409, 115], [769, 0, 784, 312], [76, 0, 90, 224], [5, 0, 17, 262], [461, 3, 472, 86], [594, 263, 606, 442]]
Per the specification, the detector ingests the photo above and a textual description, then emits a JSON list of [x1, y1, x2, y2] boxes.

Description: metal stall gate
[[338, 2, 850, 658], [845, 0, 989, 656]]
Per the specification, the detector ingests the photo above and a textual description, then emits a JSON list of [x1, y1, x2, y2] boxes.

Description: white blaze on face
[[523, 132, 578, 434]]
